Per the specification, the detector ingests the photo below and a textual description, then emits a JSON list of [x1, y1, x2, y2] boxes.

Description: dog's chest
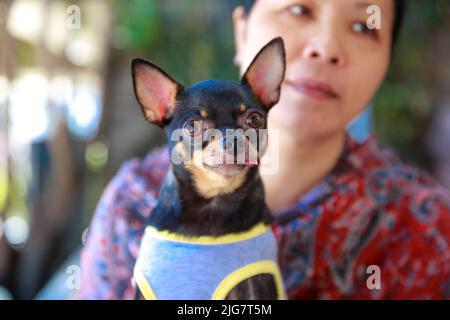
[[133, 224, 281, 299]]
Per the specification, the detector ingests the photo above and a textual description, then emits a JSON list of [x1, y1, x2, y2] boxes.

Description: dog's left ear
[[241, 37, 286, 110]]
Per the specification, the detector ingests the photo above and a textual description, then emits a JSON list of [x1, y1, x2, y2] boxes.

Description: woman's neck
[[261, 127, 346, 214]]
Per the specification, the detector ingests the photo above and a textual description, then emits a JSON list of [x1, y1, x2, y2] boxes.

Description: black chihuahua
[[131, 37, 286, 300]]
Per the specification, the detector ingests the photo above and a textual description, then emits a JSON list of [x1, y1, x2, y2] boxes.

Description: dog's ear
[[131, 58, 184, 127], [241, 37, 286, 110]]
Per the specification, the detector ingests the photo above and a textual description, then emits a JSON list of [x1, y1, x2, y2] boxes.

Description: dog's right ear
[[131, 58, 184, 127]]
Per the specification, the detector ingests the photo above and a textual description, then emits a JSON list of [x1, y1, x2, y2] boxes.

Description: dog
[[131, 37, 286, 300]]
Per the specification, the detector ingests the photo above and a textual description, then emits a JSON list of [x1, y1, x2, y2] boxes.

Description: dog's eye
[[246, 112, 264, 129], [184, 119, 203, 137]]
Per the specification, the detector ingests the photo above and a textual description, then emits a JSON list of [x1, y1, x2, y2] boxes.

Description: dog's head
[[132, 37, 285, 198]]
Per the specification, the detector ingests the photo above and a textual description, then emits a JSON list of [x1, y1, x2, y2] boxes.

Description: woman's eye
[[288, 4, 310, 17], [184, 120, 203, 137], [352, 22, 378, 38]]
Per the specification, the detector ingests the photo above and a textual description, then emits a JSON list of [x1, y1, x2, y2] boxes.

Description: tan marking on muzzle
[[184, 149, 249, 199], [200, 109, 208, 119], [175, 141, 187, 159]]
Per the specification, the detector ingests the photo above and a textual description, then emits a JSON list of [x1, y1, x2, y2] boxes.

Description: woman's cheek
[[344, 53, 389, 122], [343, 78, 375, 123]]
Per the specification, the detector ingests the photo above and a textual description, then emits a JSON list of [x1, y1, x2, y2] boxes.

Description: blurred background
[[0, 0, 449, 299]]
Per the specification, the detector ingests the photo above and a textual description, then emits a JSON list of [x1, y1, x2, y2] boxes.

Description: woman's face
[[233, 0, 394, 140]]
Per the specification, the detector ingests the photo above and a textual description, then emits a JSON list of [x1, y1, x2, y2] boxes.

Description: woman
[[79, 0, 450, 299]]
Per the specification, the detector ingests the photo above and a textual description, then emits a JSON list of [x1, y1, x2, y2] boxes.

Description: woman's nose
[[302, 37, 345, 67]]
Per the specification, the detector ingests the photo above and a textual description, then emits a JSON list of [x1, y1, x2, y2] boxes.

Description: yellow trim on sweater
[[135, 260, 285, 300], [134, 266, 157, 300], [212, 260, 286, 300], [145, 223, 270, 245]]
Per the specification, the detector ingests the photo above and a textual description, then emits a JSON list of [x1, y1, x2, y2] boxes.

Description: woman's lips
[[285, 78, 339, 100]]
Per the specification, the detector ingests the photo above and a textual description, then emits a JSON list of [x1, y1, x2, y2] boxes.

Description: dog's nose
[[223, 136, 236, 153], [223, 135, 246, 157]]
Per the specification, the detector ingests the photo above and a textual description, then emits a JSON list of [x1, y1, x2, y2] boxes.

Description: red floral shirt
[[79, 135, 450, 299]]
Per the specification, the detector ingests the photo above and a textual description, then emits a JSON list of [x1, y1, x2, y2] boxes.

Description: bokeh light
[[67, 87, 102, 140], [6, 0, 44, 44], [85, 140, 109, 172], [3, 215, 29, 249], [9, 73, 51, 144]]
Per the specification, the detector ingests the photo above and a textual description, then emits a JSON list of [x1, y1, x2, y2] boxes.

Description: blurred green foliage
[[113, 0, 240, 84], [374, 0, 449, 168]]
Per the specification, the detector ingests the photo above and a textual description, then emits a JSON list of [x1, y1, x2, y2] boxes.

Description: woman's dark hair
[[242, 0, 405, 47]]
